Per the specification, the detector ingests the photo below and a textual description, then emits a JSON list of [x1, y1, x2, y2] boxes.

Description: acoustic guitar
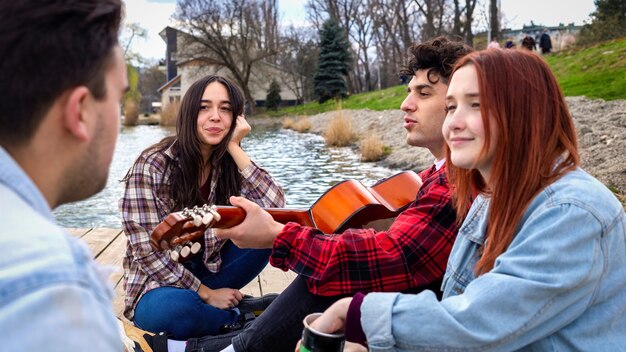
[[151, 171, 422, 261]]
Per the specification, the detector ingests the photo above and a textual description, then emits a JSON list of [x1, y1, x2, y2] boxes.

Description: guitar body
[[309, 170, 422, 233], [150, 171, 423, 256]]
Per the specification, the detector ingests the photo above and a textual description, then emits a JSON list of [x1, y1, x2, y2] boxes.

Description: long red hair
[[446, 49, 580, 275]]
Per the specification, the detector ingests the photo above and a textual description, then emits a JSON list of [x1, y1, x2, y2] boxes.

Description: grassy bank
[[267, 85, 407, 117], [266, 37, 626, 117], [545, 37, 626, 101]]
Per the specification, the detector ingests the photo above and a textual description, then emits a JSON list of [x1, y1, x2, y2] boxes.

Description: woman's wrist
[[345, 292, 367, 345]]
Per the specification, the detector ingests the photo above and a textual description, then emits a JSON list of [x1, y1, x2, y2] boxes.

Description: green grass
[[545, 37, 626, 101], [266, 37, 626, 117], [265, 85, 407, 117]]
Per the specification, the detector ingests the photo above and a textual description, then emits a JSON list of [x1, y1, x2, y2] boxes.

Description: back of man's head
[[400, 36, 473, 85], [0, 0, 123, 148]]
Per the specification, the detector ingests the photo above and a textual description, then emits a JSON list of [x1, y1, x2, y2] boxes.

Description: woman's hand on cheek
[[230, 114, 251, 145]]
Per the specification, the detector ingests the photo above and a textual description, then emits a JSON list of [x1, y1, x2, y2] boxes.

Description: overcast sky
[[123, 0, 596, 61]]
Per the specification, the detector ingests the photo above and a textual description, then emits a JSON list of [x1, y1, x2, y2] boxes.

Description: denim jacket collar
[[0, 146, 53, 222], [459, 194, 489, 245]]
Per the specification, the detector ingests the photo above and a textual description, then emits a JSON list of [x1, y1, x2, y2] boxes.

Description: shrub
[[160, 101, 180, 126], [265, 79, 282, 110]]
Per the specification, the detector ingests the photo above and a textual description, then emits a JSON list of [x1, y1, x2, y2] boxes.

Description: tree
[[277, 25, 318, 103], [121, 22, 148, 66], [489, 0, 499, 42], [120, 22, 147, 125], [314, 19, 352, 104], [577, 0, 626, 46], [370, 0, 419, 89], [265, 79, 282, 110], [123, 64, 141, 126], [306, 0, 359, 93], [452, 0, 478, 46], [413, 0, 446, 40], [175, 0, 280, 113], [139, 64, 166, 113]]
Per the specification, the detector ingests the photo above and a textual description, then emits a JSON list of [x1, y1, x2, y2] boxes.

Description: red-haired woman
[[308, 49, 626, 350]]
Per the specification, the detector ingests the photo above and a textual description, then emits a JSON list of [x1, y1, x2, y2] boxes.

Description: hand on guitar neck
[[150, 171, 423, 261], [216, 196, 285, 248]]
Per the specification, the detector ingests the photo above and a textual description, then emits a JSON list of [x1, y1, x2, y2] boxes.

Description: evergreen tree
[[577, 0, 626, 46], [265, 79, 282, 110], [314, 19, 352, 104]]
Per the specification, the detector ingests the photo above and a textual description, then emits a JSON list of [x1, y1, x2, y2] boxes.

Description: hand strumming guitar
[[197, 284, 243, 309]]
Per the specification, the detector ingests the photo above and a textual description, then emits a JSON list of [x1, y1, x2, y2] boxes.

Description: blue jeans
[[134, 241, 270, 340]]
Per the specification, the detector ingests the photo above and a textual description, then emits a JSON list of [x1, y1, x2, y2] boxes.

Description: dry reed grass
[[282, 117, 295, 129], [293, 117, 312, 132], [160, 101, 180, 126], [283, 116, 312, 132], [359, 133, 386, 161], [324, 112, 355, 146]]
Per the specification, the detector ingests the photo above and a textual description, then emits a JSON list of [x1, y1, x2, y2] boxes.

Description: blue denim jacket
[[361, 168, 626, 351], [0, 147, 121, 351]]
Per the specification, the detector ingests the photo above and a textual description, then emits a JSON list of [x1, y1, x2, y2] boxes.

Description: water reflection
[[54, 125, 398, 228]]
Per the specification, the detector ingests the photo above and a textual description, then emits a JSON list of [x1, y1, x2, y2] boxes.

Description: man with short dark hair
[[0, 0, 127, 350], [182, 37, 473, 352]]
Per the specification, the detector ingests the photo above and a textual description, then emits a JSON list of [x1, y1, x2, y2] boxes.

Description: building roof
[[157, 74, 181, 93]]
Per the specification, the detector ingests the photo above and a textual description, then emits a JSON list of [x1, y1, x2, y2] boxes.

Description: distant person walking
[[540, 30, 553, 54], [488, 36, 501, 49], [521, 36, 536, 51]]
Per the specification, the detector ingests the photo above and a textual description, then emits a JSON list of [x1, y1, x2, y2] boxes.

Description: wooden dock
[[67, 228, 297, 318], [70, 228, 369, 352]]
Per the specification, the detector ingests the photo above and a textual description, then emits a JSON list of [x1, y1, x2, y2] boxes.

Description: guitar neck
[[214, 206, 315, 228]]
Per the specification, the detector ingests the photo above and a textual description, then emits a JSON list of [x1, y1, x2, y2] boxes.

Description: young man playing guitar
[[185, 37, 475, 352]]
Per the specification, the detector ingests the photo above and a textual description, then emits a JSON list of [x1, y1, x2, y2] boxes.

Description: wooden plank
[[241, 275, 262, 297], [95, 232, 127, 285], [69, 228, 298, 317], [66, 228, 126, 318], [113, 281, 126, 318], [79, 228, 127, 318], [257, 265, 297, 295], [66, 227, 93, 238], [81, 228, 122, 259]]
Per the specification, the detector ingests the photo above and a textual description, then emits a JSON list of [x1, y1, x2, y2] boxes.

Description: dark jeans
[[186, 275, 348, 352], [186, 274, 442, 352], [134, 241, 270, 340]]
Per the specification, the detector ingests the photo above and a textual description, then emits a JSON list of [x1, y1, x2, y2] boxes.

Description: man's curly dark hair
[[400, 36, 473, 85]]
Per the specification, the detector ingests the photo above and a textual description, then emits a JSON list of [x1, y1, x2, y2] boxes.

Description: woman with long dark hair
[[120, 75, 285, 340], [308, 49, 625, 350]]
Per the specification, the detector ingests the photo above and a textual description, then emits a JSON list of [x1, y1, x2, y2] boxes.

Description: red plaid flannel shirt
[[270, 164, 458, 295]]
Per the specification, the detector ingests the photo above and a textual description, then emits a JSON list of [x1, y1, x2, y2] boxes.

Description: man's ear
[[63, 86, 91, 142]]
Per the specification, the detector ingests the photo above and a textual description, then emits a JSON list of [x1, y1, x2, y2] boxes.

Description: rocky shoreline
[[255, 96, 625, 205]]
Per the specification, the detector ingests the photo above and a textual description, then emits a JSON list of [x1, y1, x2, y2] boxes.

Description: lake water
[[53, 124, 399, 228]]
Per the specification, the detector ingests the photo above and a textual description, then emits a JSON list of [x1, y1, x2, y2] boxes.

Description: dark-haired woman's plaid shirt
[[120, 143, 285, 320], [270, 164, 458, 295]]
